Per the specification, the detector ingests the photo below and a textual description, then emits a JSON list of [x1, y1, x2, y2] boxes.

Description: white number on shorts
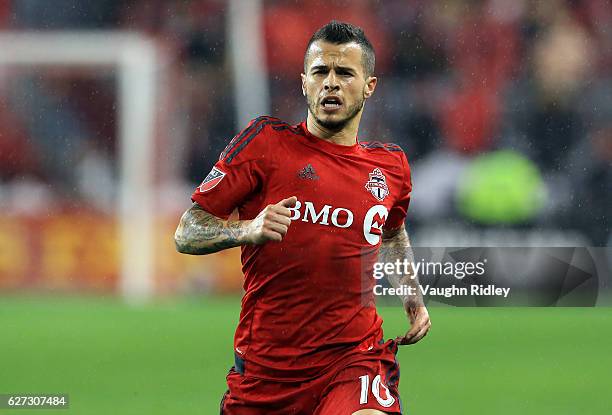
[[359, 375, 369, 404], [358, 374, 396, 408]]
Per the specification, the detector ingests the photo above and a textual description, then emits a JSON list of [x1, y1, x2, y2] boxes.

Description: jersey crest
[[365, 168, 389, 201], [198, 167, 226, 192]]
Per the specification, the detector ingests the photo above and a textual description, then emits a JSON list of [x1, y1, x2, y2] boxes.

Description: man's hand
[[245, 196, 297, 244], [396, 305, 431, 345]]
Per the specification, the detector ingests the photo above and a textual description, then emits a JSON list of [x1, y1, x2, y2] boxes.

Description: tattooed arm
[[174, 203, 248, 255], [174, 197, 297, 255], [380, 223, 431, 345]]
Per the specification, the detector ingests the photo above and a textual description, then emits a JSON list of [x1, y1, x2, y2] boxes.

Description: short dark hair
[[304, 20, 375, 77]]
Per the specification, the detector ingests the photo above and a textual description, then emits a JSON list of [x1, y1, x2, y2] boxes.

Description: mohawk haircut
[[304, 20, 376, 77]]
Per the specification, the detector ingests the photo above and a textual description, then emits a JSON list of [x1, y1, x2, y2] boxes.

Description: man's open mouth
[[321, 96, 343, 111]]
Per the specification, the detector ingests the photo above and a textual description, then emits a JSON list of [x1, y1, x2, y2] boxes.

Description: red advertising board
[[0, 213, 243, 294]]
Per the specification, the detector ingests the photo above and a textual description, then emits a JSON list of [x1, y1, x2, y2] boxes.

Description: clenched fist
[[245, 196, 297, 244]]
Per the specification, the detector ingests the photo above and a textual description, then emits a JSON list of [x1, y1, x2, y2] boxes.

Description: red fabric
[[192, 117, 411, 381], [222, 339, 402, 414]]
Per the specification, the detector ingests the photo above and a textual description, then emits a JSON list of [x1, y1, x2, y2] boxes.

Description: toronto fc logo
[[365, 168, 389, 201]]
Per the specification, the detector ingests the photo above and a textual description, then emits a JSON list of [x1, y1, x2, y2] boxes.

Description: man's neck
[[306, 112, 362, 146]]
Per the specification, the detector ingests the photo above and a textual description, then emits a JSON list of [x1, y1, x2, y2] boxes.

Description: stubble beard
[[306, 93, 365, 132]]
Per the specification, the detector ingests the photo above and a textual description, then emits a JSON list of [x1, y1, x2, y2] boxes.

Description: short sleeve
[[384, 151, 412, 231], [191, 116, 272, 219]]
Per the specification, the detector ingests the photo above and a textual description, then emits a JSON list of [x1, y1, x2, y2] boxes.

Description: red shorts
[[220, 339, 403, 415]]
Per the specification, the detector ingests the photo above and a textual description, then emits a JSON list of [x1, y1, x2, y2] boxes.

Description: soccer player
[[175, 21, 431, 415]]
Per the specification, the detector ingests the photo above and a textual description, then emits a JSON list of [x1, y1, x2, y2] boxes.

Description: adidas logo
[[297, 163, 319, 180]]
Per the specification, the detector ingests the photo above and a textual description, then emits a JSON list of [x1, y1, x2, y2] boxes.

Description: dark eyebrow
[[335, 67, 355, 74], [310, 65, 329, 72], [310, 65, 356, 74]]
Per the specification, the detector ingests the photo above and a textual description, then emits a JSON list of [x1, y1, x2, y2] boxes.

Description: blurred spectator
[[565, 125, 612, 245], [8, 74, 91, 193], [526, 3, 594, 171], [0, 105, 40, 180]]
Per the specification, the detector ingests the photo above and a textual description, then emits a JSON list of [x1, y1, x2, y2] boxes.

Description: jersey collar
[[298, 120, 360, 155]]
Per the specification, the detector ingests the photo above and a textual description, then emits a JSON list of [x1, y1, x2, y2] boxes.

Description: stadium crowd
[[0, 0, 610, 245]]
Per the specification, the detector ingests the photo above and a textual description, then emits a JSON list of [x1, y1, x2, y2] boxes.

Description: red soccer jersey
[[192, 116, 412, 381]]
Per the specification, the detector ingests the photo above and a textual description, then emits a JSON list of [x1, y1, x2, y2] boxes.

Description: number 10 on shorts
[[359, 374, 396, 407]]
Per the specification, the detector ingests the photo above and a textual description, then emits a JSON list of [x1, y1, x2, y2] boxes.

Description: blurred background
[[0, 0, 610, 297], [0, 1, 610, 414], [0, 0, 611, 296]]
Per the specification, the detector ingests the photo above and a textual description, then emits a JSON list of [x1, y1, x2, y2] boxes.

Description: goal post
[[228, 0, 269, 127], [0, 32, 159, 304]]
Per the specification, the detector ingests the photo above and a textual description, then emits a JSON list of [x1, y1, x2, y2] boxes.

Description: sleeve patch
[[198, 167, 226, 192]]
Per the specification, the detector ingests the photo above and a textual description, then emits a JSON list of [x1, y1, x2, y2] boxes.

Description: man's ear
[[301, 73, 306, 96], [364, 76, 378, 99]]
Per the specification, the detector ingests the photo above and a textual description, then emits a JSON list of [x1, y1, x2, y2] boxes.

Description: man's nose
[[323, 71, 339, 91]]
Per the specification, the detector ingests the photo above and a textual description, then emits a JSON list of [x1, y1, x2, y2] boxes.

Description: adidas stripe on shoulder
[[219, 116, 283, 164], [359, 141, 404, 152]]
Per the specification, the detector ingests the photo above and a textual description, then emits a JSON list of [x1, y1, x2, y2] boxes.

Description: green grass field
[[0, 296, 610, 414]]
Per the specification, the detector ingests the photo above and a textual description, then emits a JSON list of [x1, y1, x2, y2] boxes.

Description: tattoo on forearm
[[175, 203, 247, 255], [380, 226, 423, 308]]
